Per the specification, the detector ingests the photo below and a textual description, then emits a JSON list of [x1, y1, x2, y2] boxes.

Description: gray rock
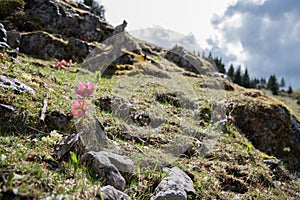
[[23, 0, 114, 42], [45, 109, 73, 131], [165, 45, 215, 75], [151, 167, 195, 200], [0, 75, 36, 95], [0, 104, 15, 120], [82, 32, 142, 72], [81, 151, 134, 191], [0, 23, 7, 43], [113, 20, 127, 35], [99, 185, 130, 200], [7, 30, 21, 48], [100, 151, 134, 173], [78, 115, 107, 152], [19, 31, 91, 61]]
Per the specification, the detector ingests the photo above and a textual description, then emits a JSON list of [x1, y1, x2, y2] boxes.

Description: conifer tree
[[227, 64, 235, 81], [213, 57, 226, 74], [287, 85, 293, 94], [234, 66, 242, 85], [280, 77, 286, 88], [242, 68, 251, 88], [267, 75, 279, 95]]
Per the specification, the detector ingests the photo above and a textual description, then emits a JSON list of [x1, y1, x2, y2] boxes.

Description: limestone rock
[[165, 45, 216, 75], [45, 109, 73, 131], [0, 104, 15, 120], [231, 97, 300, 170], [19, 31, 89, 61], [81, 151, 134, 191], [0, 23, 7, 43], [113, 20, 127, 35], [151, 167, 195, 200], [100, 151, 134, 173], [82, 32, 142, 72], [99, 185, 130, 200], [7, 30, 21, 48], [23, 0, 113, 42], [0, 75, 36, 95], [0, 23, 10, 49]]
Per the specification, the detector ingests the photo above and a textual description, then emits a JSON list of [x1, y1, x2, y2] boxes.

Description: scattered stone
[[81, 151, 134, 191], [99, 185, 130, 200], [56, 133, 86, 162], [263, 159, 281, 170], [0, 187, 38, 200], [0, 23, 7, 43], [100, 151, 134, 173], [0, 75, 36, 95], [0, 104, 15, 120], [0, 23, 10, 49], [45, 109, 73, 131], [151, 167, 195, 200]]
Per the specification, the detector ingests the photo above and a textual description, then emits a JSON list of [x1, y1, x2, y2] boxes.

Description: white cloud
[[207, 0, 300, 88]]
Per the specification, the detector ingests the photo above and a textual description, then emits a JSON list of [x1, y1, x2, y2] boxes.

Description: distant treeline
[[203, 52, 293, 95]]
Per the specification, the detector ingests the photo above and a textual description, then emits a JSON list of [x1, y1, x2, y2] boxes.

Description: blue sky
[[101, 0, 300, 89]]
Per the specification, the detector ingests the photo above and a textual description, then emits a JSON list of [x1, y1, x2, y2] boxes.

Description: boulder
[[7, 30, 21, 48], [165, 45, 215, 75], [99, 185, 130, 200], [45, 109, 73, 131], [81, 151, 134, 191], [230, 97, 300, 170], [151, 167, 195, 200], [82, 32, 142, 72]]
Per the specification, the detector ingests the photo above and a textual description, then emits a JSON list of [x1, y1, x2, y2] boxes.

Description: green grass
[[1, 53, 300, 199]]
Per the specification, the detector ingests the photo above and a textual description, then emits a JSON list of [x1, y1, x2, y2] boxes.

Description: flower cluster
[[55, 59, 73, 69], [71, 82, 94, 118], [41, 130, 63, 145]]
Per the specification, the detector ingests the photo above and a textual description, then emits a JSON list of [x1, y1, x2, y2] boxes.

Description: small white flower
[[1, 154, 7, 161]]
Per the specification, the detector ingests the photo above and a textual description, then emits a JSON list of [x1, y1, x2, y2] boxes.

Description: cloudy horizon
[[102, 0, 300, 89]]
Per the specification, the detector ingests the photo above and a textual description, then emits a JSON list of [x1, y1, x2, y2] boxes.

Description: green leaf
[[70, 151, 78, 164]]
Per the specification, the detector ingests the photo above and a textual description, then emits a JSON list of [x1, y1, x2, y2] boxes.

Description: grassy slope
[[0, 54, 300, 199]]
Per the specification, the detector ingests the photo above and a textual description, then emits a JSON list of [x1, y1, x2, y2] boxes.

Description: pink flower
[[55, 61, 62, 68], [74, 82, 94, 97], [60, 59, 67, 66], [71, 99, 87, 118], [68, 59, 73, 66]]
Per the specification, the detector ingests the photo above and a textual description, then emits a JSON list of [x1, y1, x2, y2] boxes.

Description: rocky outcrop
[[22, 0, 114, 42], [4, 0, 114, 61], [151, 167, 195, 200], [165, 45, 216, 75], [19, 31, 89, 60], [230, 96, 300, 170]]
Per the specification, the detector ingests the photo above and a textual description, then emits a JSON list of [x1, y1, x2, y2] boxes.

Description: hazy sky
[[101, 0, 300, 89]]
